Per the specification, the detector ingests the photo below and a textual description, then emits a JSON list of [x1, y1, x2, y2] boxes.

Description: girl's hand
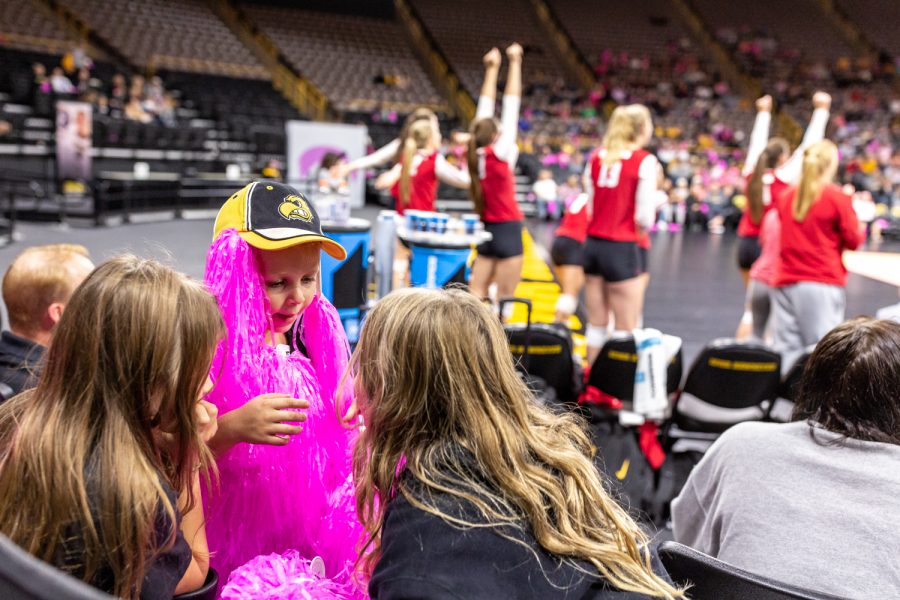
[[195, 400, 219, 444], [755, 95, 772, 113], [483, 47, 501, 69], [219, 393, 309, 447], [506, 43, 524, 62]]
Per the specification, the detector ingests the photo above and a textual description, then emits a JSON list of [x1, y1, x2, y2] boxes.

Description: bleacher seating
[[835, 0, 900, 58], [242, 5, 447, 113], [0, 0, 75, 54], [57, 0, 267, 78]]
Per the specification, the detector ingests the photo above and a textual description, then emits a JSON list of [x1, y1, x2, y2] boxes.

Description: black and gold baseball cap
[[214, 181, 346, 260]]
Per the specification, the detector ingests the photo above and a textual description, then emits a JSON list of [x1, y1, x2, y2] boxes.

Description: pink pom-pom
[[221, 552, 361, 600]]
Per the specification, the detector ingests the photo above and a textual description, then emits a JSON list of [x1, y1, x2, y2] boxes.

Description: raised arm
[[776, 91, 831, 183], [342, 138, 401, 175], [742, 95, 773, 177], [476, 47, 501, 120], [494, 43, 523, 165]]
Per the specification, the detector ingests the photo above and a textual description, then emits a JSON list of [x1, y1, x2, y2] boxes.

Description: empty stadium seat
[[658, 542, 846, 600], [670, 338, 781, 436], [505, 321, 580, 404]]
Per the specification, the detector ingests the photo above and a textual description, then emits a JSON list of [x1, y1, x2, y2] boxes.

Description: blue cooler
[[321, 218, 371, 343], [408, 236, 472, 288]]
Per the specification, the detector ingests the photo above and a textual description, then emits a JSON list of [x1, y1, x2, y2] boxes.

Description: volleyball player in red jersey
[[582, 105, 658, 363], [375, 118, 470, 215], [772, 140, 865, 369], [467, 44, 525, 316], [735, 92, 831, 338], [341, 108, 438, 176], [550, 192, 588, 323]]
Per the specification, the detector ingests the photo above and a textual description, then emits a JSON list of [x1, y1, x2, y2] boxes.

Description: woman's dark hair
[[319, 152, 343, 171], [746, 138, 789, 225], [793, 317, 900, 445], [467, 117, 499, 217]]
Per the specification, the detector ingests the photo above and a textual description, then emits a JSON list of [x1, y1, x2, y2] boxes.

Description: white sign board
[[286, 120, 367, 208], [56, 101, 92, 181]]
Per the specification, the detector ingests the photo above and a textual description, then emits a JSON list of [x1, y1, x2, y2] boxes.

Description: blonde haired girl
[[375, 113, 470, 214], [352, 287, 683, 599], [771, 139, 864, 368], [0, 256, 222, 599], [582, 103, 658, 363]]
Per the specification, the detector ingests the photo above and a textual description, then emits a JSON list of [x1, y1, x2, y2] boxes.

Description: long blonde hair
[[0, 256, 223, 598], [467, 117, 499, 217], [399, 119, 434, 208], [794, 140, 838, 222], [603, 104, 652, 165], [352, 288, 682, 598]]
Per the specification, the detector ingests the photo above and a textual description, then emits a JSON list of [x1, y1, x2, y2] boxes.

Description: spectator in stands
[[354, 288, 683, 599], [672, 317, 900, 598], [532, 168, 559, 219], [0, 244, 94, 400], [0, 256, 218, 598], [125, 95, 152, 124], [108, 73, 128, 115], [50, 67, 75, 95]]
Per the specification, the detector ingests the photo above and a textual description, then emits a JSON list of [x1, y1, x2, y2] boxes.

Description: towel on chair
[[632, 328, 681, 421]]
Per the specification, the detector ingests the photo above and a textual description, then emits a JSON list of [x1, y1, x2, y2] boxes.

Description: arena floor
[[3, 212, 897, 366]]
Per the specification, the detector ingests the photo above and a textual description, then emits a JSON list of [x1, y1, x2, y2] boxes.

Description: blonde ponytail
[[794, 140, 837, 222], [398, 119, 434, 208], [602, 104, 651, 166]]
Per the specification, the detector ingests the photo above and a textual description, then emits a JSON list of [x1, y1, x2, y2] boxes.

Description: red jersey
[[737, 170, 789, 238], [554, 195, 589, 243], [391, 152, 437, 215], [586, 148, 650, 242], [479, 146, 523, 223], [775, 183, 863, 287]]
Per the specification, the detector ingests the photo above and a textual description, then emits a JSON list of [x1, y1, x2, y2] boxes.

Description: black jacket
[[0, 331, 44, 400], [370, 463, 671, 599]]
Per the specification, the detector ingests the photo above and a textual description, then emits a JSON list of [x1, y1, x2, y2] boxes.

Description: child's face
[[256, 243, 321, 334]]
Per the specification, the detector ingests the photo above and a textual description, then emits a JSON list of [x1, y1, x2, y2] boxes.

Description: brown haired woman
[[0, 256, 222, 599], [673, 317, 900, 597], [467, 45, 525, 320], [352, 287, 683, 599], [735, 92, 831, 337], [770, 139, 864, 368]]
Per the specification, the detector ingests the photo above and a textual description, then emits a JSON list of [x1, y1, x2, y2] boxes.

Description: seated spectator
[[50, 67, 75, 95], [353, 288, 682, 599], [0, 245, 94, 400], [0, 256, 218, 598], [672, 317, 900, 598]]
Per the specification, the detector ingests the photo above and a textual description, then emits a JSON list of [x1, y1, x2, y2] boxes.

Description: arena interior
[[0, 0, 899, 598]]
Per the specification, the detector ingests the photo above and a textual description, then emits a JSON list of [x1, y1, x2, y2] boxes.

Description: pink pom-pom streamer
[[202, 230, 363, 591], [221, 552, 358, 600]]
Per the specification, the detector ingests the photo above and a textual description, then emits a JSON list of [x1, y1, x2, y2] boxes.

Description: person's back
[[673, 420, 900, 598], [373, 454, 669, 599], [673, 317, 900, 599]]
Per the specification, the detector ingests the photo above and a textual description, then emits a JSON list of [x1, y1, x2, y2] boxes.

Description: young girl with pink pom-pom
[[202, 181, 363, 598]]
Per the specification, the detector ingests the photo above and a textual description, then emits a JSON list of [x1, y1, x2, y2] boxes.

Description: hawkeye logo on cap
[[278, 194, 313, 222]]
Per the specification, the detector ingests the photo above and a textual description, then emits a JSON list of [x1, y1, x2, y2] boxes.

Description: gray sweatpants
[[772, 282, 845, 372], [747, 280, 772, 341]]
